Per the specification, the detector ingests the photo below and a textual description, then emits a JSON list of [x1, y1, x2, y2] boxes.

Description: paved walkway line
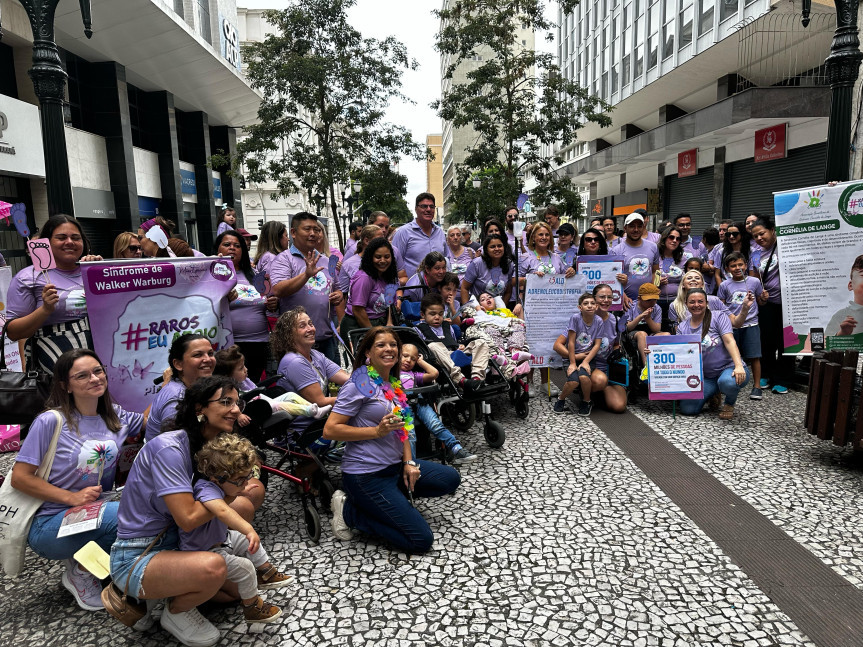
[[590, 407, 863, 647]]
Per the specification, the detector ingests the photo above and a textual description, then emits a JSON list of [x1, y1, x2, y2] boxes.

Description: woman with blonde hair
[[112, 232, 143, 259], [669, 269, 751, 328]]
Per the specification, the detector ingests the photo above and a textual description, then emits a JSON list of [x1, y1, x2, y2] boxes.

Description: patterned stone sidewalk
[[1, 385, 854, 646]]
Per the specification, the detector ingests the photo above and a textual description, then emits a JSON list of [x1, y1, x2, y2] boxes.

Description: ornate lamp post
[[313, 192, 326, 218], [802, 0, 863, 181], [2, 1, 93, 215], [340, 180, 361, 252]]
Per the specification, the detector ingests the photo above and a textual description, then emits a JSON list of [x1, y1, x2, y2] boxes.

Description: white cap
[[624, 213, 645, 227]]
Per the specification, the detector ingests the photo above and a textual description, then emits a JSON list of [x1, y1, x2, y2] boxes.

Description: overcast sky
[[241, 1, 557, 200]]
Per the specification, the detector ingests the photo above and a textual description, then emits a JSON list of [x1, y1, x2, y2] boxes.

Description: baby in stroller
[[460, 293, 533, 379], [399, 343, 477, 465]]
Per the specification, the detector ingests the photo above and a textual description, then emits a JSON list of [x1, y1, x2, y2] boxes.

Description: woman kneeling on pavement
[[11, 349, 143, 611], [676, 288, 749, 419], [109, 377, 253, 646], [324, 327, 461, 553]]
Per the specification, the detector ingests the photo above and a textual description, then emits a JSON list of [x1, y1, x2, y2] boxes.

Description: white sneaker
[[160, 605, 220, 647], [132, 598, 163, 632], [541, 382, 561, 398], [527, 383, 536, 398], [62, 559, 104, 611], [330, 490, 354, 541]]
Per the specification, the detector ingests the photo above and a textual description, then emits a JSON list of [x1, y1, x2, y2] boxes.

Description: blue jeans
[[411, 402, 459, 456], [28, 500, 120, 560], [679, 366, 750, 415], [314, 336, 339, 365], [342, 460, 461, 553]]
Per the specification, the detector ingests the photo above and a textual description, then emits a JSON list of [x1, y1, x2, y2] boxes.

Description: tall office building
[[0, 0, 258, 264], [439, 0, 535, 215], [426, 134, 443, 208], [556, 0, 836, 232]]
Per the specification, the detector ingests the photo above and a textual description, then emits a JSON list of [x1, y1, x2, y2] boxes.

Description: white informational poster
[[774, 180, 863, 353], [575, 255, 624, 311], [524, 273, 588, 368], [0, 266, 22, 371], [646, 335, 703, 400]]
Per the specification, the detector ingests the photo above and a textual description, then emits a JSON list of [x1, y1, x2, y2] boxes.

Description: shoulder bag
[[0, 410, 63, 577], [101, 529, 166, 627], [0, 323, 51, 429]]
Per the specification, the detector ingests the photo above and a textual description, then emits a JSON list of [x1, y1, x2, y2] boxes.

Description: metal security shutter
[[724, 143, 827, 220], [664, 167, 716, 233], [78, 218, 115, 259]]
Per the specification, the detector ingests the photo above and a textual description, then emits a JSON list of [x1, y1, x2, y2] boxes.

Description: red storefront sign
[[754, 124, 787, 163], [678, 149, 698, 178]]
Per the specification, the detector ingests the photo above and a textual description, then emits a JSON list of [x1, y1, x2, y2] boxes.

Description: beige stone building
[[426, 134, 443, 208]]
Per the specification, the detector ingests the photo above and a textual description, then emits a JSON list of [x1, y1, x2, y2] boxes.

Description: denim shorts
[[566, 360, 598, 381], [733, 325, 762, 359], [110, 527, 179, 599]]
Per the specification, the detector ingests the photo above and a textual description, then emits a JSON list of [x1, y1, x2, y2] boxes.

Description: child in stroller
[[460, 293, 533, 380]]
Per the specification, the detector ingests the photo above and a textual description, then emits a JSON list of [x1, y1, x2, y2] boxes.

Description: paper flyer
[[57, 500, 107, 538]]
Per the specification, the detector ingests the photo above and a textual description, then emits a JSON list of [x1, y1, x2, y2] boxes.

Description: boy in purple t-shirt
[[181, 434, 292, 623], [619, 282, 668, 380], [554, 293, 603, 416], [717, 252, 762, 400], [399, 344, 476, 465]]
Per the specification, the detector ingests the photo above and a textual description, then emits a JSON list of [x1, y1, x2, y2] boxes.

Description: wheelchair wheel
[[514, 393, 529, 419], [484, 420, 505, 448], [318, 478, 335, 512], [442, 401, 475, 432], [304, 505, 321, 543]]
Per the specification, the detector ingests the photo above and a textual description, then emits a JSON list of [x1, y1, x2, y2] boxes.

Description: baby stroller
[[239, 378, 337, 543], [348, 326, 511, 449]]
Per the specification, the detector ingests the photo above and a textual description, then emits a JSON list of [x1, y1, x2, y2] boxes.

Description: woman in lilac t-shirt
[[340, 238, 399, 346], [6, 215, 103, 374], [11, 349, 143, 612], [109, 377, 244, 644], [324, 327, 461, 553], [676, 289, 749, 420], [217, 230, 277, 380]]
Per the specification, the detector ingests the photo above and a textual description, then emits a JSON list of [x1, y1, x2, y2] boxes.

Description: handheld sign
[[576, 255, 624, 311], [27, 238, 56, 275], [328, 254, 339, 277]]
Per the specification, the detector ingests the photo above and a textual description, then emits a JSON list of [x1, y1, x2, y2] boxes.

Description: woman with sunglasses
[[657, 226, 692, 329], [574, 227, 609, 260], [11, 349, 143, 612], [109, 377, 250, 645], [112, 232, 143, 259], [711, 222, 755, 287]]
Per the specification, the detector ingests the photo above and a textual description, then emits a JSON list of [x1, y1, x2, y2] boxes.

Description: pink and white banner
[[81, 258, 236, 411]]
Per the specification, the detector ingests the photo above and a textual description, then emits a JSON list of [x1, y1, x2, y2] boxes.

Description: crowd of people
[[2, 196, 796, 646]]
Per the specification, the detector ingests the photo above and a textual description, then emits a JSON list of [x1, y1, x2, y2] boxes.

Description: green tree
[[353, 163, 412, 224], [434, 0, 610, 219], [216, 0, 424, 250]]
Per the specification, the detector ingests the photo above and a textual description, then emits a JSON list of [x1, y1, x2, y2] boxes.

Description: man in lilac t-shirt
[[611, 213, 660, 305], [391, 193, 447, 278], [270, 212, 343, 363]]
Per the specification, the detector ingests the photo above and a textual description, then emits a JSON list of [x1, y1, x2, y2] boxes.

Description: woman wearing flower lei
[[323, 327, 461, 553]]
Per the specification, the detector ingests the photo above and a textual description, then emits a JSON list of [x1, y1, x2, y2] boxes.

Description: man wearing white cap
[[611, 212, 660, 308]]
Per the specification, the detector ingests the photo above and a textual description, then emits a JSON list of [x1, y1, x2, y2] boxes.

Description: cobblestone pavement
[[1, 385, 857, 646]]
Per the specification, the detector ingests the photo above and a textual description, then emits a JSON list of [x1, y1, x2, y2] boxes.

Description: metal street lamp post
[[802, 0, 863, 182], [3, 1, 93, 216], [340, 181, 361, 253], [472, 178, 481, 226], [313, 192, 326, 218]]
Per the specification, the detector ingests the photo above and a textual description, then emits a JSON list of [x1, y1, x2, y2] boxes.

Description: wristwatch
[[403, 460, 419, 468]]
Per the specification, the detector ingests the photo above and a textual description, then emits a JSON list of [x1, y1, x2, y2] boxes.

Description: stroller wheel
[[318, 478, 336, 512], [515, 396, 529, 419], [304, 505, 321, 543], [508, 382, 517, 404], [484, 420, 506, 448], [442, 401, 476, 432]]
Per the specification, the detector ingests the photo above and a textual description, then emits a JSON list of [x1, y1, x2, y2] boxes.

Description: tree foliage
[[217, 0, 424, 249], [353, 163, 412, 224], [434, 0, 610, 220]]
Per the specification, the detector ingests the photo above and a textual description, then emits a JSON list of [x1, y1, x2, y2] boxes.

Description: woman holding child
[[11, 349, 143, 612], [110, 377, 287, 646], [325, 327, 461, 553]]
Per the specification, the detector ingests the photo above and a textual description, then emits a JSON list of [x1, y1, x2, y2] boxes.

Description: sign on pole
[[646, 334, 703, 400], [524, 273, 588, 368], [576, 255, 624, 311]]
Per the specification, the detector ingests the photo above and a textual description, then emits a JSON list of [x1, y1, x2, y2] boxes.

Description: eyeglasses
[[667, 235, 680, 241], [52, 234, 83, 242], [127, 245, 142, 252], [583, 237, 601, 243], [417, 204, 435, 211], [70, 365, 107, 383], [595, 295, 613, 301], [217, 472, 253, 487], [727, 231, 740, 238], [208, 397, 246, 412]]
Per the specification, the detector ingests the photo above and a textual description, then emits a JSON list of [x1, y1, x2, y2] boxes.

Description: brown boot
[[243, 596, 282, 623], [257, 565, 294, 591]]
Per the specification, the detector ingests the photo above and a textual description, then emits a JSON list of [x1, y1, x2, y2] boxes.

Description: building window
[[719, 0, 737, 22], [679, 0, 694, 48], [648, 32, 659, 69], [634, 44, 644, 78], [173, 0, 184, 18], [195, 0, 211, 44], [699, 0, 714, 34], [612, 65, 619, 93], [601, 71, 608, 98]]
